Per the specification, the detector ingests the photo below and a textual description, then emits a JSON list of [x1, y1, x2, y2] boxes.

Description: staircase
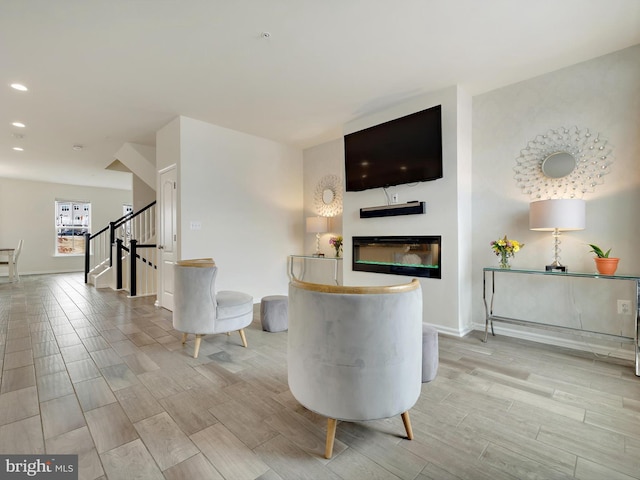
[[84, 201, 157, 298]]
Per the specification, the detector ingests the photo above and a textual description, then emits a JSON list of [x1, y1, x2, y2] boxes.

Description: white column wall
[[298, 139, 345, 284], [341, 86, 473, 336], [302, 140, 344, 256], [174, 116, 303, 300], [455, 87, 474, 333]]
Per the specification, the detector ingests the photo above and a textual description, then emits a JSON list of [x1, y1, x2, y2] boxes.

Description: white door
[[158, 165, 177, 311]]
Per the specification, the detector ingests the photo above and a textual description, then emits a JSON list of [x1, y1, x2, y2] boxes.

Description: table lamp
[[306, 216, 328, 256], [529, 199, 585, 272]]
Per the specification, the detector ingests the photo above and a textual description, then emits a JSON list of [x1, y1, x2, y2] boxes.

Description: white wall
[[133, 175, 155, 211], [302, 140, 343, 256], [472, 44, 640, 356], [301, 44, 639, 358], [0, 177, 131, 276], [339, 86, 473, 336], [173, 116, 303, 300], [156, 117, 181, 173], [296, 140, 346, 285], [455, 87, 474, 334]]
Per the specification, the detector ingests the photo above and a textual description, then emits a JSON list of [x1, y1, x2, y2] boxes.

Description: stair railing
[[115, 239, 157, 297], [112, 201, 156, 245], [84, 225, 110, 283], [84, 201, 156, 297]]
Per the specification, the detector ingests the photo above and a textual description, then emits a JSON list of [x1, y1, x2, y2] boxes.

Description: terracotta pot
[[594, 257, 619, 275]]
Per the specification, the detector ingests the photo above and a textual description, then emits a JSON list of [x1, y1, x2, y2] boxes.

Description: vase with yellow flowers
[[490, 235, 524, 269]]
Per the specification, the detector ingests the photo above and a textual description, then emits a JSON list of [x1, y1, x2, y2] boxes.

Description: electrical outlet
[[391, 193, 399, 204], [617, 299, 632, 315]]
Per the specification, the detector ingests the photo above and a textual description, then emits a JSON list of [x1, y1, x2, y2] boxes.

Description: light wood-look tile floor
[[1, 273, 639, 480]]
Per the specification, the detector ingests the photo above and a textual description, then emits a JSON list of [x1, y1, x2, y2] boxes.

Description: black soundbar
[[360, 201, 425, 218]]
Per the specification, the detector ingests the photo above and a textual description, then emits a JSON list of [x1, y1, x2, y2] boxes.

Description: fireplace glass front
[[352, 236, 441, 279]]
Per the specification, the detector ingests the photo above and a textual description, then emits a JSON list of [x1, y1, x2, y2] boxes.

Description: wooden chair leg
[[238, 329, 248, 348], [181, 333, 188, 345], [401, 411, 414, 440], [325, 418, 337, 459], [193, 334, 203, 358]]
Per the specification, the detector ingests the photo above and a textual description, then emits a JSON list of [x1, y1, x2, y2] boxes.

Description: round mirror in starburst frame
[[514, 127, 613, 199]]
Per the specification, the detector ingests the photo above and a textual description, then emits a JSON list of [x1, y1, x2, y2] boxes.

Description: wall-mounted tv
[[344, 105, 443, 192]]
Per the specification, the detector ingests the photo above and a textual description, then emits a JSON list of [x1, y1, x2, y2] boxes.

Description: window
[[122, 204, 133, 237], [55, 200, 91, 255]]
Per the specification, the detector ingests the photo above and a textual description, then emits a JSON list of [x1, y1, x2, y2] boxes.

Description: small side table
[[287, 255, 342, 286], [483, 267, 640, 377]]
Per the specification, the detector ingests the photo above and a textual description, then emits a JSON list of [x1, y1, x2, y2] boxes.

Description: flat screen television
[[344, 105, 443, 192]]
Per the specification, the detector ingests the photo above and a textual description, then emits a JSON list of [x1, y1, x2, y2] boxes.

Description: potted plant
[[588, 244, 619, 275]]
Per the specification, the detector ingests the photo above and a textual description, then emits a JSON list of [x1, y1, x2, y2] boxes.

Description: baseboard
[[425, 323, 474, 338], [0, 269, 84, 277], [471, 322, 635, 361]]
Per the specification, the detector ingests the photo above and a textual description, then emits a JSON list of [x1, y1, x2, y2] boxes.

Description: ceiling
[[2, 0, 639, 190]]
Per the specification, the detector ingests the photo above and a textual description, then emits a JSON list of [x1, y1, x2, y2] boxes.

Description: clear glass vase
[[499, 252, 510, 269]]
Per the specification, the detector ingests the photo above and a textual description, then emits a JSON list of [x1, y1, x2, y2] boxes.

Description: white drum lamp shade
[[306, 216, 328, 255], [529, 199, 585, 270], [306, 216, 328, 233], [529, 199, 586, 231]]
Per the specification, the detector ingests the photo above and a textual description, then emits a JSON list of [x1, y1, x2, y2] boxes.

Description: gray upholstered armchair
[[288, 278, 422, 458], [173, 258, 253, 358]]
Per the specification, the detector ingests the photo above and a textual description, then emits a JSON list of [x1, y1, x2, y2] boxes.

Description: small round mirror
[[542, 152, 576, 178], [322, 188, 335, 204]]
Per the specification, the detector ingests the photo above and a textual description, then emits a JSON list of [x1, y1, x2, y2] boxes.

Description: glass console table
[[288, 255, 343, 286], [483, 267, 640, 376]]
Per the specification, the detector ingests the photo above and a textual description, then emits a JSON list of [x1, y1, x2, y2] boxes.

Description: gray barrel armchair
[[173, 258, 253, 358], [288, 278, 423, 458]]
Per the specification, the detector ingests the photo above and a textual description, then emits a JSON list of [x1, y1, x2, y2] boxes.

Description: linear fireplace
[[352, 236, 441, 279]]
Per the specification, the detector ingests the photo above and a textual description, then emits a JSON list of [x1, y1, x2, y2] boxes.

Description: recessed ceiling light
[[12, 147, 24, 151], [12, 122, 26, 128], [72, 144, 84, 151], [10, 83, 28, 91]]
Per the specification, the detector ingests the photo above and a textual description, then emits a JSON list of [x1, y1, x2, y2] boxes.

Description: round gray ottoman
[[422, 323, 439, 382], [260, 295, 288, 332]]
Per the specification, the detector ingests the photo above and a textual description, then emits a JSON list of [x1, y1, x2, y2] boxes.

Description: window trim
[[55, 199, 91, 256]]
